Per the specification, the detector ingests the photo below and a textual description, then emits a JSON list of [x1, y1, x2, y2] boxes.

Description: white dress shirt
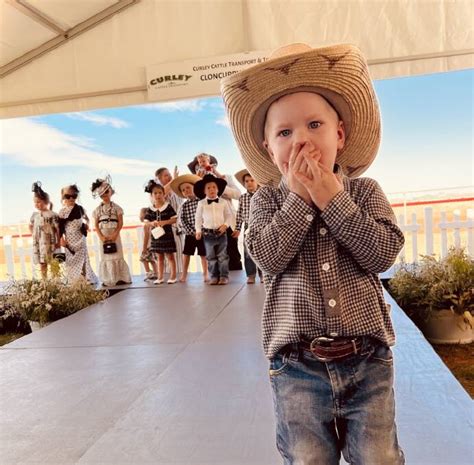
[[195, 197, 233, 233]]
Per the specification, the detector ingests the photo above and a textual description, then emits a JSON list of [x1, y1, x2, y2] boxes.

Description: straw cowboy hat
[[187, 153, 218, 174], [221, 43, 381, 186], [234, 169, 253, 188], [193, 174, 227, 200], [170, 174, 201, 198]]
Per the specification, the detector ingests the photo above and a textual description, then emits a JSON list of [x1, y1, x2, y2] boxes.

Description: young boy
[[233, 169, 262, 284], [170, 174, 208, 282], [221, 44, 405, 464], [194, 174, 232, 285]]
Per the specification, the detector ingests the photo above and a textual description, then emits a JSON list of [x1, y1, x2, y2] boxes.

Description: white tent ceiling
[[0, 0, 473, 119]]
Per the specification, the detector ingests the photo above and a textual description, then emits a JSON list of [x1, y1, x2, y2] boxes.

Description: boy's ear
[[263, 140, 277, 165], [337, 120, 346, 150]]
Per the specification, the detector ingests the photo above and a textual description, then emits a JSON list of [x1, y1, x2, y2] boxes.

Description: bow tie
[[207, 198, 219, 204]]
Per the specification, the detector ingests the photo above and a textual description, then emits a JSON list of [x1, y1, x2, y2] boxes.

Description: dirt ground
[[431, 342, 474, 398]]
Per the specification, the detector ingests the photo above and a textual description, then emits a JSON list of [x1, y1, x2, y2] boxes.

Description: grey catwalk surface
[[1, 272, 472, 465]]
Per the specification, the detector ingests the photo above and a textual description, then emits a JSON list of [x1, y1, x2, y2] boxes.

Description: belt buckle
[[309, 336, 335, 362], [310, 336, 334, 348]]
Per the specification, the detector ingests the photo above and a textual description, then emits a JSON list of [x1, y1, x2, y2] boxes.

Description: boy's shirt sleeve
[[195, 201, 203, 233], [179, 202, 195, 235], [223, 201, 233, 228], [235, 195, 244, 231], [246, 186, 316, 275], [320, 178, 404, 273]]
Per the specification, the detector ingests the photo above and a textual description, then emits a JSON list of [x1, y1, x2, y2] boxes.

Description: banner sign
[[146, 51, 269, 102]]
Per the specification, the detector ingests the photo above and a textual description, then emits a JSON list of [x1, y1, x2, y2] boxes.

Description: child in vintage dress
[[139, 206, 158, 282], [58, 184, 97, 284], [29, 182, 60, 279], [91, 177, 131, 287], [142, 180, 177, 284]]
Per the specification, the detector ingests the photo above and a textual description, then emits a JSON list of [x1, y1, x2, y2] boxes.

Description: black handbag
[[103, 241, 117, 254], [80, 222, 88, 237], [52, 251, 66, 262]]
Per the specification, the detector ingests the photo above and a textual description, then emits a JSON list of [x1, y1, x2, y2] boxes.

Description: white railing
[[396, 207, 473, 264], [0, 226, 206, 281], [1, 207, 472, 281]]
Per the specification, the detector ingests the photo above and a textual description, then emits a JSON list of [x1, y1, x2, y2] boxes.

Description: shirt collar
[[150, 202, 168, 212]]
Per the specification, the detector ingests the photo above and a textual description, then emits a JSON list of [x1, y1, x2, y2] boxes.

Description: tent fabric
[[1, 0, 473, 119]]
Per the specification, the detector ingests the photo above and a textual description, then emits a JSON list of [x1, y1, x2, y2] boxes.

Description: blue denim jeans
[[203, 233, 229, 279], [244, 242, 257, 277], [269, 339, 405, 465]]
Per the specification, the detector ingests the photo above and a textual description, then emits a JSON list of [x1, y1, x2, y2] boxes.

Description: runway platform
[[1, 272, 472, 464]]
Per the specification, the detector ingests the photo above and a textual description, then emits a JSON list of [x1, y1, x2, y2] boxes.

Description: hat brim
[[170, 174, 202, 198], [193, 174, 227, 199], [187, 155, 219, 174], [221, 44, 380, 185], [234, 169, 251, 188]]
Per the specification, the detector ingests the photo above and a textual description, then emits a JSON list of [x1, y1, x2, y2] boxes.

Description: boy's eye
[[278, 129, 291, 137], [309, 121, 321, 129]]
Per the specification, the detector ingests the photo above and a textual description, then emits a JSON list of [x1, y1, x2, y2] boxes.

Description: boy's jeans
[[243, 242, 257, 277], [269, 339, 405, 465], [203, 233, 229, 279]]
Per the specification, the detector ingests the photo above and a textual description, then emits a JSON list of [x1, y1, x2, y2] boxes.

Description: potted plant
[[3, 276, 108, 331], [389, 248, 474, 344]]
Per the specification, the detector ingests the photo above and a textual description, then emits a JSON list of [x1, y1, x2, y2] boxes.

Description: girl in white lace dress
[[91, 177, 131, 287], [58, 185, 98, 284], [29, 182, 60, 279]]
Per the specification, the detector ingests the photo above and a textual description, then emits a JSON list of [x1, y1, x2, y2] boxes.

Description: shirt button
[[329, 332, 339, 337], [319, 227, 328, 236], [305, 214, 313, 222], [328, 299, 337, 308], [322, 263, 330, 271]]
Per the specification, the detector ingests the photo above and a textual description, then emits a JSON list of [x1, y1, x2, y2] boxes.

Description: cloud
[[0, 118, 155, 176], [66, 112, 130, 128], [143, 99, 206, 112], [215, 114, 230, 128]]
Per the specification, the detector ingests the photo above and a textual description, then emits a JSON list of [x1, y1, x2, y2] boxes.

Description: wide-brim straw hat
[[234, 169, 252, 188], [221, 43, 381, 186], [193, 174, 227, 200], [170, 174, 201, 198], [187, 153, 219, 174]]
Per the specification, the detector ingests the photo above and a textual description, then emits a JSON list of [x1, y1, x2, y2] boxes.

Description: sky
[[0, 68, 473, 225]]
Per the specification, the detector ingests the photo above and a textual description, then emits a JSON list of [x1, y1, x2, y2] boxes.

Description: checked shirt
[[235, 191, 253, 232], [178, 198, 199, 236], [246, 175, 405, 359]]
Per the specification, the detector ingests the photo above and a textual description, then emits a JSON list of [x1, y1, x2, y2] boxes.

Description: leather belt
[[299, 336, 363, 362], [202, 227, 223, 235]]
